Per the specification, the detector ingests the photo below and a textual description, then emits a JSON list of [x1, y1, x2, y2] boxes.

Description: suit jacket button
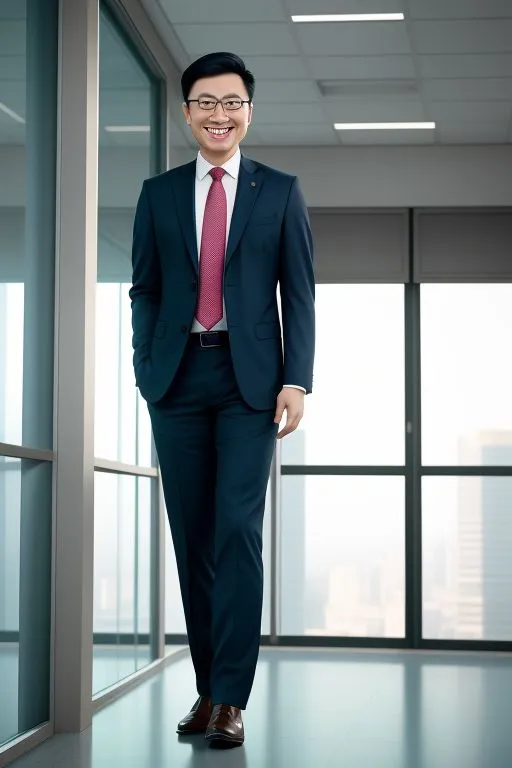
[[180, 325, 187, 333]]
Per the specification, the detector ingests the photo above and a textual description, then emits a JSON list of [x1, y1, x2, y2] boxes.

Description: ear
[[247, 103, 254, 127], [182, 102, 191, 125]]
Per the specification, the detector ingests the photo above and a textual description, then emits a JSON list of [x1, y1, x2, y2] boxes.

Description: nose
[[211, 102, 229, 121]]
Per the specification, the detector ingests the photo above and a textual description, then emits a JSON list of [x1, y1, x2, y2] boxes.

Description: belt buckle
[[200, 332, 221, 348]]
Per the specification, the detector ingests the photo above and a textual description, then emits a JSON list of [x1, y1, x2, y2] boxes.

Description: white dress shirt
[[191, 149, 305, 394]]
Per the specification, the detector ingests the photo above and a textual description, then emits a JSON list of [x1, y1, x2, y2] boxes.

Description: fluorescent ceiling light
[[335, 122, 436, 130], [0, 102, 25, 124], [292, 13, 405, 22], [104, 125, 150, 133]]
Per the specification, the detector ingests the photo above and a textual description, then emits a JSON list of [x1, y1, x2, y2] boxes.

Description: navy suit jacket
[[129, 154, 315, 410]]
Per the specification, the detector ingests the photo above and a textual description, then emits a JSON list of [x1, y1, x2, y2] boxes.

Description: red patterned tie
[[196, 167, 227, 330]]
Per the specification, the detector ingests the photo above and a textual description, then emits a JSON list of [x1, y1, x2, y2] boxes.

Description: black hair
[[181, 52, 255, 103]]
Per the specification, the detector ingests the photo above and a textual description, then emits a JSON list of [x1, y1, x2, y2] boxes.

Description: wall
[[1, 144, 511, 209], [245, 145, 512, 208]]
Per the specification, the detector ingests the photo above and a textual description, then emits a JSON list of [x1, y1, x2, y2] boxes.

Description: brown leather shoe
[[176, 696, 213, 734], [205, 704, 244, 748]]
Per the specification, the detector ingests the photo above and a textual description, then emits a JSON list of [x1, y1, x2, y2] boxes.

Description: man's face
[[183, 73, 253, 164]]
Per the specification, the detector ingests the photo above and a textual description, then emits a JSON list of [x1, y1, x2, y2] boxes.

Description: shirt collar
[[196, 148, 241, 181]]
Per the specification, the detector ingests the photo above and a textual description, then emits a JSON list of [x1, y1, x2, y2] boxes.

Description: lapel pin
[[250, 181, 256, 188]]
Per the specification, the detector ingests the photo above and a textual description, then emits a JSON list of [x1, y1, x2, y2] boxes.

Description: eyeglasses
[[187, 97, 251, 112]]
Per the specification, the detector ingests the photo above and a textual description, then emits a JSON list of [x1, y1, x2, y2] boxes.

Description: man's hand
[[274, 388, 305, 439]]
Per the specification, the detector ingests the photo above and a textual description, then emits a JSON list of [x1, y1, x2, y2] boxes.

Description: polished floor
[[1, 644, 165, 746], [7, 648, 512, 768]]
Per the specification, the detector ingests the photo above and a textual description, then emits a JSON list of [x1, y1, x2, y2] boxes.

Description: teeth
[[206, 127, 230, 135]]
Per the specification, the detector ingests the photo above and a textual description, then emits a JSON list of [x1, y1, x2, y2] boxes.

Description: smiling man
[[129, 52, 315, 749]]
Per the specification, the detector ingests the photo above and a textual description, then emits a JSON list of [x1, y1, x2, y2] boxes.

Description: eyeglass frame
[[187, 97, 252, 112]]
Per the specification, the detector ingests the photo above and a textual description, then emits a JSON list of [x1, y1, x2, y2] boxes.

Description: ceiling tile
[[255, 79, 321, 103], [424, 78, 512, 101], [407, 0, 512, 20], [253, 123, 339, 146], [295, 21, 412, 56], [158, 0, 286, 23], [435, 120, 508, 143], [324, 99, 425, 122], [430, 101, 512, 122], [411, 20, 512, 54], [309, 55, 416, 80], [420, 54, 512, 79], [337, 129, 436, 145], [243, 56, 309, 80], [175, 23, 298, 56], [253, 102, 328, 124], [289, 0, 404, 13]]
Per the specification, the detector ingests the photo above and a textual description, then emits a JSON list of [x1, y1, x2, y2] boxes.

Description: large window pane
[[282, 285, 405, 466], [0, 0, 57, 750], [280, 476, 405, 637], [0, 0, 57, 450], [95, 9, 157, 465], [422, 285, 512, 466], [93, 472, 152, 693], [0, 457, 52, 746], [423, 475, 512, 641]]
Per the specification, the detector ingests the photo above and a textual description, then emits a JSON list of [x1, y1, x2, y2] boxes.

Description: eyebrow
[[194, 92, 244, 99]]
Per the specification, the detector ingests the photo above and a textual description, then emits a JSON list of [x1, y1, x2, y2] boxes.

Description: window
[[423, 476, 512, 641], [421, 285, 512, 466], [0, 0, 58, 746], [282, 285, 405, 466], [280, 476, 405, 638], [93, 6, 162, 693], [93, 472, 151, 692]]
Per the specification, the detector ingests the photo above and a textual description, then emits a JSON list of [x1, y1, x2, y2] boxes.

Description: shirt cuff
[[283, 384, 306, 393]]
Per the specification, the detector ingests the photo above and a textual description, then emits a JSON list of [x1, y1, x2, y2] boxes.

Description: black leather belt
[[190, 331, 229, 348]]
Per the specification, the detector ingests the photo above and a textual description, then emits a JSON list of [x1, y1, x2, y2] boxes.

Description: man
[[130, 52, 315, 749]]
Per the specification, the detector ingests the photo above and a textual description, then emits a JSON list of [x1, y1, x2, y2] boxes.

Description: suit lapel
[[225, 155, 263, 267], [171, 160, 198, 273]]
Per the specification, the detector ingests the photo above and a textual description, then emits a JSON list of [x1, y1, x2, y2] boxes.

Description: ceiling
[[146, 0, 512, 147], [0, 0, 511, 149]]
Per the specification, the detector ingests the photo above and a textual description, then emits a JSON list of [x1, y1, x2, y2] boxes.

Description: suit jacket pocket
[[255, 321, 281, 340]]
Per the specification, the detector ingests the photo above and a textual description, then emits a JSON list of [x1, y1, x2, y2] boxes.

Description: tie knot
[[210, 167, 226, 182]]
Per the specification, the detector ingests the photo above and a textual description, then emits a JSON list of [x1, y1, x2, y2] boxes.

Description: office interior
[[1, 0, 512, 766]]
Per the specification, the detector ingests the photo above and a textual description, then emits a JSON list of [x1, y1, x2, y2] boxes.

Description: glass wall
[[93, 6, 161, 695], [281, 476, 405, 637], [281, 285, 405, 467], [421, 284, 512, 641], [278, 210, 512, 649], [280, 284, 406, 639], [0, 0, 58, 747], [93, 472, 152, 691]]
